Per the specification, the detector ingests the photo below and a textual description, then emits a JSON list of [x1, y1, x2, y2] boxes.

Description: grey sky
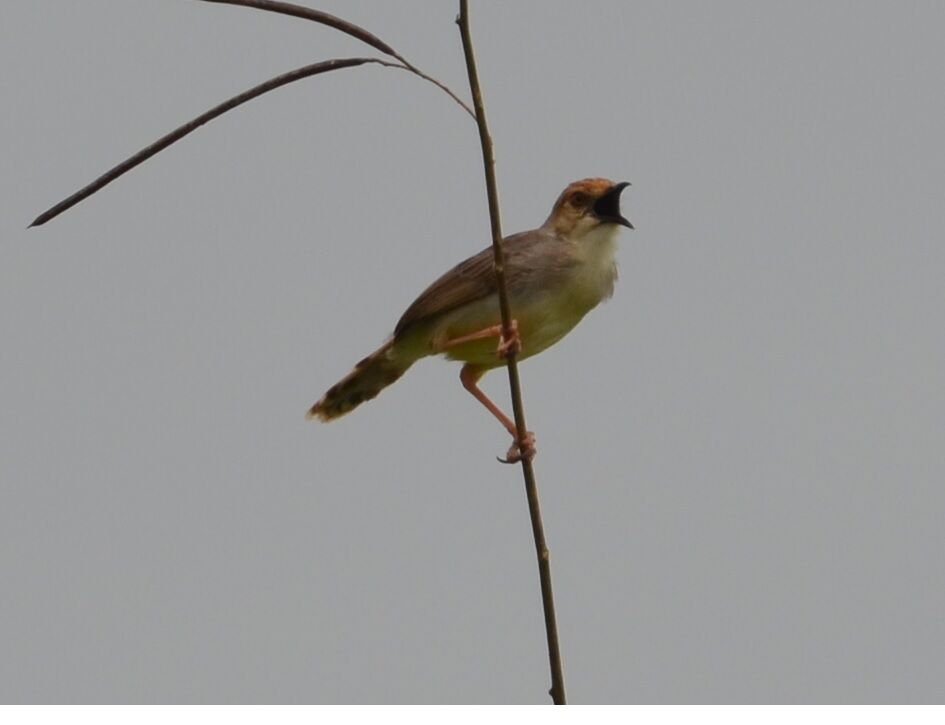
[[3, 0, 945, 703]]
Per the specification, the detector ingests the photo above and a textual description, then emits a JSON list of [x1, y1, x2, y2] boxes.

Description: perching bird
[[307, 178, 633, 462]]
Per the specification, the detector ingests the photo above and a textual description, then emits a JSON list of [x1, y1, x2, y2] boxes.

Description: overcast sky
[[4, 0, 945, 704]]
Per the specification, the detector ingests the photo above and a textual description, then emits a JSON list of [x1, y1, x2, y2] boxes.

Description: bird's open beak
[[593, 181, 633, 229]]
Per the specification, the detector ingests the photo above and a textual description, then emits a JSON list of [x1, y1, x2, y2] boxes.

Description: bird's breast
[[563, 231, 619, 310], [507, 227, 619, 360], [420, 226, 619, 368]]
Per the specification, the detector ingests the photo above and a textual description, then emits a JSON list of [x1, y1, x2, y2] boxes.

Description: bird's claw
[[498, 431, 536, 464], [497, 320, 522, 359]]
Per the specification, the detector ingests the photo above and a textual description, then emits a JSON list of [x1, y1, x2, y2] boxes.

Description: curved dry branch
[[30, 57, 403, 227], [31, 1, 476, 227], [199, 0, 474, 119]]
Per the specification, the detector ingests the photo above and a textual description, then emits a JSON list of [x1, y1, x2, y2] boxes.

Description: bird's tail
[[307, 339, 414, 421]]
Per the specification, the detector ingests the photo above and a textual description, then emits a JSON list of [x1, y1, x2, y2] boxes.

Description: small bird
[[307, 178, 633, 462]]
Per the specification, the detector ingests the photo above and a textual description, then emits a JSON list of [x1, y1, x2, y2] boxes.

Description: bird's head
[[544, 178, 633, 237]]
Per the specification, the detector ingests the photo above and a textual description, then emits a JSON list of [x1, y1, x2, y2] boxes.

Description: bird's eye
[[570, 192, 587, 207]]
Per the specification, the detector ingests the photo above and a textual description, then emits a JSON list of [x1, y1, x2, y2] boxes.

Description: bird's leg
[[460, 364, 536, 464], [438, 319, 522, 360], [460, 365, 516, 435]]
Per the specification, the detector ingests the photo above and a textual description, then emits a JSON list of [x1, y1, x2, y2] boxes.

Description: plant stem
[[457, 0, 567, 706], [29, 57, 453, 228]]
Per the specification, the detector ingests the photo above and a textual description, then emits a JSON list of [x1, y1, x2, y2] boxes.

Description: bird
[[307, 178, 633, 462]]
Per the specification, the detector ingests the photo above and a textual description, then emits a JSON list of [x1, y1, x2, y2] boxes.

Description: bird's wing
[[394, 230, 537, 337]]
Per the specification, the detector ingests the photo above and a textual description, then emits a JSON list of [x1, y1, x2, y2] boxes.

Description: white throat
[[569, 222, 620, 305]]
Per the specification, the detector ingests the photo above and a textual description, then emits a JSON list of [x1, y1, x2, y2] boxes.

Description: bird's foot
[[498, 431, 536, 464], [497, 319, 522, 359]]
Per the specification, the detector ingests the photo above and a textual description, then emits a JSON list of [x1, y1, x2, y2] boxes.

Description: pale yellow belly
[[393, 232, 618, 369], [431, 287, 599, 369]]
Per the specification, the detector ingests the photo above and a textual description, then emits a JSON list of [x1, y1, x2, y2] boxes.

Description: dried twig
[[31, 58, 399, 227], [31, 2, 473, 227], [457, 0, 567, 706], [198, 0, 475, 118]]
